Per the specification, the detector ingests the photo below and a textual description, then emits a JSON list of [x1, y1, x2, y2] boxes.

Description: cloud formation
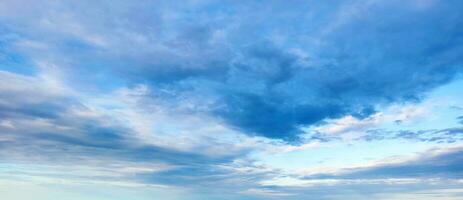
[[1, 0, 463, 140], [302, 146, 463, 180], [1, 0, 463, 199], [0, 70, 258, 192]]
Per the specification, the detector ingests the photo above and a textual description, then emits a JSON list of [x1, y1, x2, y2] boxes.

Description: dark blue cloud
[[1, 0, 463, 141], [124, 0, 463, 140], [216, 92, 346, 140]]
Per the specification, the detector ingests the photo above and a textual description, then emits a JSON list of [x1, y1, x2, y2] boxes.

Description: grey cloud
[[303, 147, 463, 180]]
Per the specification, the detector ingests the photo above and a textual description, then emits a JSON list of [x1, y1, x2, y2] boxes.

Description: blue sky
[[0, 0, 463, 199]]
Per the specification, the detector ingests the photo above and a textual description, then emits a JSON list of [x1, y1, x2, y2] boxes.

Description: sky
[[0, 0, 463, 199]]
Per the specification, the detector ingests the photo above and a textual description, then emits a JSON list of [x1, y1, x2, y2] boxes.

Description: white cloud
[[311, 104, 428, 136]]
